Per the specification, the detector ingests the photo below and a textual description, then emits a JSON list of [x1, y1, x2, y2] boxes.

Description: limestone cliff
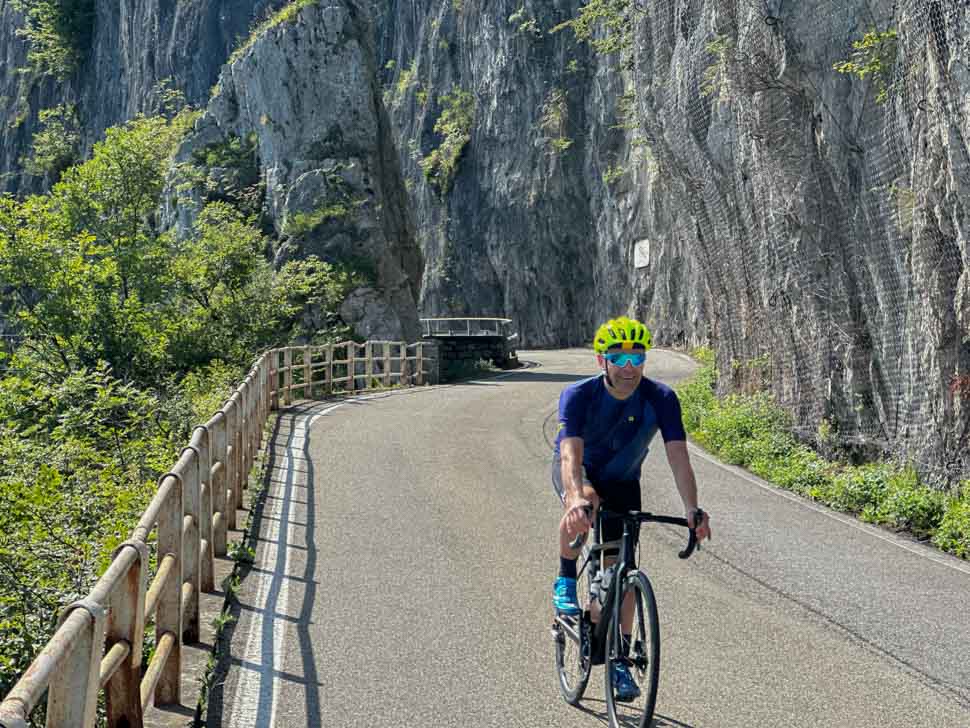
[[1, 0, 967, 478]]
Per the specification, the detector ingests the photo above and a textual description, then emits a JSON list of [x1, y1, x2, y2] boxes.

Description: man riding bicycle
[[552, 316, 712, 701]]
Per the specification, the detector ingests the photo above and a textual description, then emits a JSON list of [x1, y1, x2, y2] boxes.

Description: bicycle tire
[[604, 570, 660, 728], [553, 544, 593, 704]]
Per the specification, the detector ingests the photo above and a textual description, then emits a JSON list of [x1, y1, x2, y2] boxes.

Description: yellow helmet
[[592, 316, 652, 354]]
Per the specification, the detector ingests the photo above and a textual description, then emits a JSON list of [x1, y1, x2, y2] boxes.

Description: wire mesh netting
[[627, 0, 969, 483]]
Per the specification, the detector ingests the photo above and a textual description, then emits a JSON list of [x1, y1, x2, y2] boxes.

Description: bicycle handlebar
[[593, 507, 703, 560]]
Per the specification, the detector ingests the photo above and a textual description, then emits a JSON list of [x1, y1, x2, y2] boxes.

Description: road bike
[[552, 507, 701, 728]]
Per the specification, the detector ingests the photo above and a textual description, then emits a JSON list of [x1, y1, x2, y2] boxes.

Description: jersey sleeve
[[655, 387, 687, 442], [558, 386, 588, 439]]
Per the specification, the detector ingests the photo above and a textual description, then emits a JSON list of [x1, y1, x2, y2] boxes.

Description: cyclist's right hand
[[564, 498, 593, 536]]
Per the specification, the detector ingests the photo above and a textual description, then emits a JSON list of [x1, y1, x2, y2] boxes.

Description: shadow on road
[[572, 697, 697, 728]]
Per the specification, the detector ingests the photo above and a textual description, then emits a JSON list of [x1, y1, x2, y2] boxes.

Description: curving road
[[211, 348, 970, 727]]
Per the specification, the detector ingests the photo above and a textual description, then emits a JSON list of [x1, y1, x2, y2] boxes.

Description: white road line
[[689, 444, 970, 579], [227, 412, 321, 727]]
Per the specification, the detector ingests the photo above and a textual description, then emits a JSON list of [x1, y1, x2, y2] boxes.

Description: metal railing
[[0, 340, 427, 728], [420, 317, 514, 338]]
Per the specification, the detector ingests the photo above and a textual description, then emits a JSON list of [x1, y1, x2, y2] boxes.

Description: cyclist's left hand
[[688, 508, 711, 542]]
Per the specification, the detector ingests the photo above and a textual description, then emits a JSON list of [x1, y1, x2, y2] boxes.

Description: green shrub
[[933, 488, 970, 558], [12, 0, 95, 78], [420, 87, 475, 194], [822, 463, 894, 514], [869, 467, 948, 538]]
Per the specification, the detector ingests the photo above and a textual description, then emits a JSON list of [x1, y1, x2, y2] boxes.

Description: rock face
[[1, 0, 967, 479], [0, 0, 275, 193], [167, 1, 423, 341], [375, 0, 968, 480]]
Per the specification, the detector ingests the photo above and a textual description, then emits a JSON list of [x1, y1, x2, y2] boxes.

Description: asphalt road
[[215, 348, 970, 727]]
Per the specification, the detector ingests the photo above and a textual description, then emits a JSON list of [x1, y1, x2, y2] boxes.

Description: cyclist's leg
[[594, 481, 641, 642], [552, 456, 599, 614]]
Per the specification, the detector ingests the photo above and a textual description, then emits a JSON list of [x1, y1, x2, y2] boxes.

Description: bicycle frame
[[578, 508, 697, 662]]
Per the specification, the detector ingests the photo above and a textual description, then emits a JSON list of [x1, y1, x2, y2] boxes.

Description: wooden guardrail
[[0, 341, 427, 728]]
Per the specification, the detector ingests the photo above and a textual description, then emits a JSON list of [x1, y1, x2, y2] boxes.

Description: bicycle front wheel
[[604, 570, 660, 728], [553, 546, 593, 704]]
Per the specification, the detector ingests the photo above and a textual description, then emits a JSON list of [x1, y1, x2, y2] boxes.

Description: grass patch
[[229, 0, 317, 65], [677, 349, 969, 558]]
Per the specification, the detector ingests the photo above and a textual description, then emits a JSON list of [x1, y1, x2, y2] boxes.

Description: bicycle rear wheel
[[604, 570, 660, 728], [553, 546, 593, 704]]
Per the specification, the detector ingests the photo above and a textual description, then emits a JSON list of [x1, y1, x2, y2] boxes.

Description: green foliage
[[11, 0, 95, 78], [394, 61, 419, 105], [833, 28, 898, 104], [933, 487, 970, 558], [0, 103, 371, 698], [0, 366, 178, 700], [867, 468, 949, 538], [194, 132, 259, 171], [701, 34, 734, 100], [508, 6, 541, 36], [540, 88, 572, 153], [229, 0, 318, 65], [284, 204, 351, 237], [677, 351, 964, 554], [602, 163, 626, 185], [550, 0, 638, 56], [21, 104, 79, 180], [420, 87, 475, 194]]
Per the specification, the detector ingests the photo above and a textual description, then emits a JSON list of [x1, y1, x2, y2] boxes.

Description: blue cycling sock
[[558, 557, 578, 580]]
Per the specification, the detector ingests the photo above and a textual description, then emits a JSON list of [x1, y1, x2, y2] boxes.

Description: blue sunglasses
[[604, 352, 646, 367]]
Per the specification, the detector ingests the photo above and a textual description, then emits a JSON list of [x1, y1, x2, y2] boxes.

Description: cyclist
[[551, 316, 712, 701]]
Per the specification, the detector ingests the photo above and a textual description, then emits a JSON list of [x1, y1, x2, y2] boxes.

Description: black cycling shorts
[[551, 454, 641, 547]]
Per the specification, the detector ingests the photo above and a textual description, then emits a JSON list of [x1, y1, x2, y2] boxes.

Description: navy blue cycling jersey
[[554, 374, 686, 484]]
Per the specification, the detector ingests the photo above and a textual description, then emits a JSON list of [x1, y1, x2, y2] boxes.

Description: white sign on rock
[[634, 239, 651, 269]]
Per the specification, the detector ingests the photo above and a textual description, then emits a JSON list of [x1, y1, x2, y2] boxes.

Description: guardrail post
[[384, 343, 392, 387], [211, 412, 228, 557], [156, 473, 183, 705], [45, 601, 106, 727], [180, 450, 201, 643], [401, 343, 409, 387], [270, 349, 280, 411], [224, 401, 238, 531], [304, 345, 312, 399], [283, 348, 292, 406], [193, 427, 214, 593], [106, 541, 148, 728], [347, 344, 356, 393], [416, 343, 425, 386], [365, 343, 373, 390]]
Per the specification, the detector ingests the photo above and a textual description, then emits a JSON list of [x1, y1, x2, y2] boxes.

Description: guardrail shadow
[[205, 401, 333, 726]]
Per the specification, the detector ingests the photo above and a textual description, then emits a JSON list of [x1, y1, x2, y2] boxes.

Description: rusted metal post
[[365, 343, 373, 390], [44, 601, 106, 728], [224, 399, 238, 530], [270, 349, 280, 411], [105, 541, 148, 728], [304, 345, 312, 399], [155, 473, 183, 705], [210, 412, 228, 557], [283, 348, 292, 406], [192, 427, 214, 593], [347, 344, 356, 393], [177, 449, 201, 644]]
